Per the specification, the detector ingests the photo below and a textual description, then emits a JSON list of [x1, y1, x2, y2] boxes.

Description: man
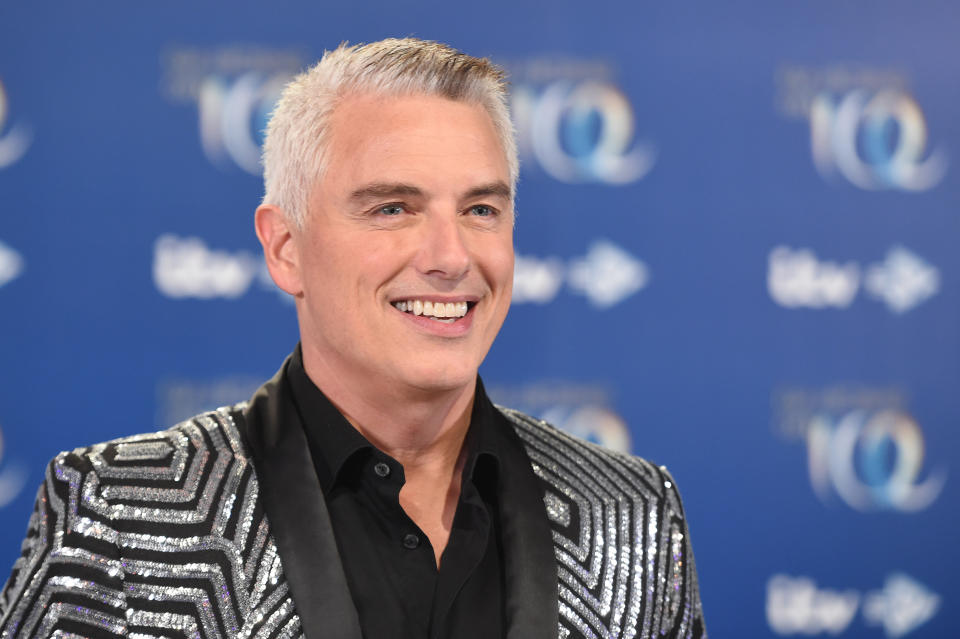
[[0, 39, 705, 638]]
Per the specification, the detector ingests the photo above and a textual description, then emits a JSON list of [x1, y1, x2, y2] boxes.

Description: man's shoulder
[[496, 406, 705, 638], [30, 402, 257, 547], [52, 403, 250, 481], [495, 405, 685, 510]]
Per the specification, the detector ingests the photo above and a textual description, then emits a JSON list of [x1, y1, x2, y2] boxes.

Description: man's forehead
[[317, 93, 512, 198], [326, 92, 502, 152]]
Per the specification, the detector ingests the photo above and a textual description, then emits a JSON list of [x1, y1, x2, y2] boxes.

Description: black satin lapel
[[240, 361, 362, 639], [492, 408, 559, 639]]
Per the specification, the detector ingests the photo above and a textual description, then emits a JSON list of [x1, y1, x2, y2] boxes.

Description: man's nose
[[413, 214, 471, 280]]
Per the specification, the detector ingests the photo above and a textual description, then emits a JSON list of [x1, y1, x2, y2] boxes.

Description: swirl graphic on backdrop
[[809, 89, 947, 191], [806, 410, 946, 512], [197, 71, 288, 174], [0, 79, 31, 169], [514, 80, 656, 184], [0, 238, 24, 289], [540, 404, 632, 454]]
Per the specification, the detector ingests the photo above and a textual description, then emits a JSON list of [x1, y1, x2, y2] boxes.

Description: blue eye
[[378, 204, 404, 216], [469, 205, 495, 217]]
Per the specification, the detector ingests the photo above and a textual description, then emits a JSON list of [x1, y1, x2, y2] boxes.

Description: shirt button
[[374, 462, 391, 478], [402, 533, 420, 549]]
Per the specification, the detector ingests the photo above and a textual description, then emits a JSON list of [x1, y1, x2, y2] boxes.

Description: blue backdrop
[[1, 2, 957, 636]]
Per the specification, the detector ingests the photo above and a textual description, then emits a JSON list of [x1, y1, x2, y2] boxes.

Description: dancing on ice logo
[[195, 71, 287, 174], [161, 49, 656, 185], [160, 46, 303, 174], [809, 90, 946, 191], [776, 65, 947, 191], [0, 78, 31, 169], [511, 79, 655, 184], [507, 57, 656, 184], [774, 386, 946, 513]]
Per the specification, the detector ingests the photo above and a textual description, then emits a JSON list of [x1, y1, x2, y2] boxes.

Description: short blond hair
[[261, 38, 517, 227]]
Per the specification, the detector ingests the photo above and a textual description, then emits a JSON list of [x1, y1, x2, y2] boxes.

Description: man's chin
[[394, 365, 479, 397]]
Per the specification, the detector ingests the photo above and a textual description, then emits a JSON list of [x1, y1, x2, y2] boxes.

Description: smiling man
[[0, 39, 705, 639]]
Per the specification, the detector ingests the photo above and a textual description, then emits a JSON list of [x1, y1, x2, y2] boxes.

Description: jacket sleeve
[[659, 465, 707, 639], [0, 452, 127, 638]]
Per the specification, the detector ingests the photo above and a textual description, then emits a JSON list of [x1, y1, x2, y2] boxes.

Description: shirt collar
[[286, 344, 504, 494], [463, 377, 503, 494], [287, 345, 373, 492]]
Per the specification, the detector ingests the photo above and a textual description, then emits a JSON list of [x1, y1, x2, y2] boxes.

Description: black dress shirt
[[286, 347, 519, 639]]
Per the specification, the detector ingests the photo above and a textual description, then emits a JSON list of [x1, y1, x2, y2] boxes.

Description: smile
[[392, 300, 470, 323]]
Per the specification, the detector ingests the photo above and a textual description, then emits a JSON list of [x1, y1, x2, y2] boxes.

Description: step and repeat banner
[[1, 2, 956, 636]]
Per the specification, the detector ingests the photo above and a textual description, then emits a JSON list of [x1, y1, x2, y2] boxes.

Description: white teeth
[[393, 299, 470, 319]]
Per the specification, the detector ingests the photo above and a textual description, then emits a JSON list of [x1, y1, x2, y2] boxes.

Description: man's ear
[[255, 204, 303, 297]]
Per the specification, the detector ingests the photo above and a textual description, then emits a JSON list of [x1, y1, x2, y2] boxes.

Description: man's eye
[[468, 205, 496, 217], [377, 204, 405, 216]]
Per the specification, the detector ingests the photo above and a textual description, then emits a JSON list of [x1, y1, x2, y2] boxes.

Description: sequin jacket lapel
[[0, 406, 705, 638], [501, 408, 706, 639]]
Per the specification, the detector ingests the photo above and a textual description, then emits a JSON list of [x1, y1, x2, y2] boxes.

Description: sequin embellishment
[[0, 402, 704, 639]]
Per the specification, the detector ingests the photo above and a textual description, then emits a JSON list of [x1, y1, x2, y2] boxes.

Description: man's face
[[291, 92, 514, 395]]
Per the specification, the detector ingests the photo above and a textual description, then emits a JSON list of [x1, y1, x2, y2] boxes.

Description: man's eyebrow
[[349, 183, 425, 201], [463, 181, 512, 201], [349, 181, 513, 202]]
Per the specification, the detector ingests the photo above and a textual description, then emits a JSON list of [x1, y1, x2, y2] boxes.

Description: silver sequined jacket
[[0, 374, 706, 639]]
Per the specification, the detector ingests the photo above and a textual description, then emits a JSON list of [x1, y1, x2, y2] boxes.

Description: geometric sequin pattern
[[0, 404, 704, 639], [500, 408, 706, 639], [0, 409, 303, 639], [544, 492, 572, 528]]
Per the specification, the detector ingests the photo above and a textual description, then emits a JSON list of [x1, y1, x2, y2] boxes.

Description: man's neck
[[301, 348, 475, 461], [301, 345, 477, 565]]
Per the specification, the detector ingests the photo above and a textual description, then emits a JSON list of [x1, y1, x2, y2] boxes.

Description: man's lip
[[388, 295, 480, 304]]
